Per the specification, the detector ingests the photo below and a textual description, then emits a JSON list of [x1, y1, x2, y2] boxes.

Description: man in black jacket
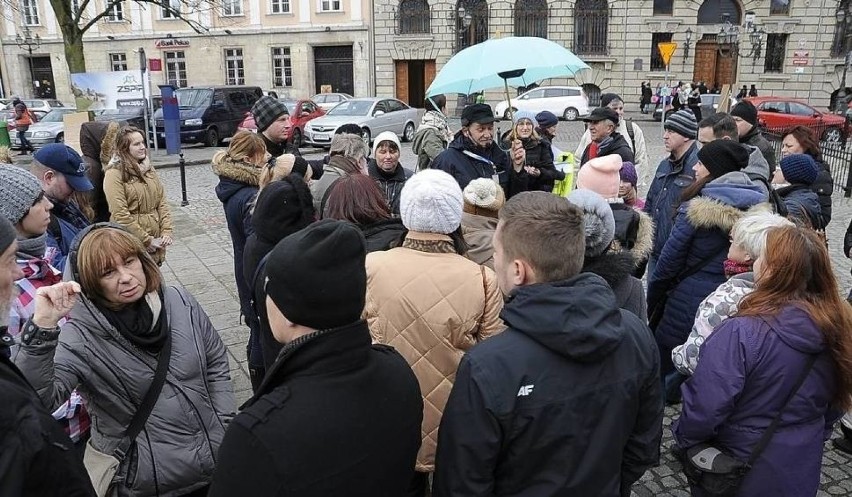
[[433, 192, 662, 497], [0, 217, 95, 496], [731, 100, 777, 174], [578, 107, 635, 166], [432, 103, 529, 196], [251, 95, 301, 158], [209, 219, 423, 497]]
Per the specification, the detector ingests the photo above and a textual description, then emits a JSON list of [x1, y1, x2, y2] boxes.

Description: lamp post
[[717, 14, 763, 88], [835, 8, 852, 112], [14, 26, 41, 98], [684, 27, 693, 61]]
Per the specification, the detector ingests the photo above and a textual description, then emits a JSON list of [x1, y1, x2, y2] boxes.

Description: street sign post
[[657, 42, 678, 134]]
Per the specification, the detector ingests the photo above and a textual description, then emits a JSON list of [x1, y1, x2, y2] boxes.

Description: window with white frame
[[224, 48, 245, 85], [22, 0, 40, 25], [161, 0, 181, 19], [110, 53, 128, 71], [107, 1, 124, 21], [222, 0, 243, 16], [320, 0, 341, 12], [271, 47, 292, 86], [270, 0, 291, 13], [165, 51, 188, 87]]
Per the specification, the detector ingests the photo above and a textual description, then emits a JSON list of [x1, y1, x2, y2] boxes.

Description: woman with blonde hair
[[16, 224, 235, 496], [500, 110, 562, 192], [103, 126, 173, 265], [674, 225, 852, 497]]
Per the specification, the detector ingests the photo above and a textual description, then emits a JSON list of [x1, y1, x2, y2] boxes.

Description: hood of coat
[[743, 144, 770, 183], [501, 273, 625, 363], [418, 110, 449, 131], [213, 159, 261, 203], [620, 208, 654, 264], [461, 212, 498, 233], [687, 173, 769, 232], [582, 250, 636, 289], [762, 305, 827, 355]]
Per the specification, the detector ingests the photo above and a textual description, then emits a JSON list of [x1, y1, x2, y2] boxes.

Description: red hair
[[324, 174, 391, 226], [738, 226, 852, 409], [783, 125, 822, 162]]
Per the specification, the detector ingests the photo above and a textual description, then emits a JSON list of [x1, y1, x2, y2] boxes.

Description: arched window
[[696, 0, 742, 25], [398, 0, 430, 34], [515, 0, 548, 38], [456, 0, 489, 52], [833, 0, 851, 57], [574, 0, 608, 56]]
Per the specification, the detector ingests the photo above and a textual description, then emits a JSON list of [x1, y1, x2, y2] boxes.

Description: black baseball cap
[[579, 107, 620, 125], [461, 104, 496, 126]]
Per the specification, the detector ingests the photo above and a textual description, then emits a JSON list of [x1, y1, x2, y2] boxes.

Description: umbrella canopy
[[426, 37, 590, 97]]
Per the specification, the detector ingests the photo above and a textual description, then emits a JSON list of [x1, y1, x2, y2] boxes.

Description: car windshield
[[175, 89, 213, 108], [279, 100, 297, 113], [39, 109, 75, 122], [327, 100, 373, 116]]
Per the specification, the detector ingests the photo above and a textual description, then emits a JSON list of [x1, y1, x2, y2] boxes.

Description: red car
[[237, 98, 325, 147], [747, 96, 849, 143]]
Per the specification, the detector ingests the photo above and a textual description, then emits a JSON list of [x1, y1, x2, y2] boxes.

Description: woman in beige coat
[[365, 169, 504, 496], [103, 126, 173, 264]]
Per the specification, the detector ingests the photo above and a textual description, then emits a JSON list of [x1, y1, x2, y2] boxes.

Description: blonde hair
[[114, 126, 148, 182], [212, 130, 266, 167], [731, 211, 794, 260], [513, 118, 540, 141], [258, 154, 312, 190]]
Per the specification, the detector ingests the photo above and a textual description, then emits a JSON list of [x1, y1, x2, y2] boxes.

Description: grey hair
[[329, 132, 369, 161], [731, 211, 795, 260]]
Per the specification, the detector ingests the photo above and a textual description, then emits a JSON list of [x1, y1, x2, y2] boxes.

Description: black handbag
[[678, 352, 818, 497]]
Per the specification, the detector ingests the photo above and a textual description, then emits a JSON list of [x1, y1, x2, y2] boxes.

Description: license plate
[[315, 133, 330, 141]]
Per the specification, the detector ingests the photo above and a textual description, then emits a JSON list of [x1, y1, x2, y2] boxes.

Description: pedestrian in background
[[212, 130, 268, 392], [433, 191, 662, 497], [325, 173, 406, 252], [103, 125, 174, 265], [310, 132, 370, 215], [577, 106, 635, 166], [413, 94, 452, 171], [534, 110, 561, 158], [16, 224, 236, 497], [780, 126, 833, 228], [369, 131, 413, 216], [12, 98, 35, 155], [674, 225, 852, 497], [365, 169, 504, 496], [460, 178, 504, 269], [748, 84, 758, 97], [210, 220, 423, 497]]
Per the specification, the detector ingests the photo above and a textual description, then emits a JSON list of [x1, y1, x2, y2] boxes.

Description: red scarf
[[588, 142, 600, 160], [723, 259, 752, 279]]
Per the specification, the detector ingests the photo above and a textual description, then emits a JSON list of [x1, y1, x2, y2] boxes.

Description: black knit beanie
[[264, 219, 366, 330], [730, 101, 758, 127], [697, 140, 750, 179]]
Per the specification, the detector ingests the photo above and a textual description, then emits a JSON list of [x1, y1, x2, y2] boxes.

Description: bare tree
[[6, 0, 221, 73]]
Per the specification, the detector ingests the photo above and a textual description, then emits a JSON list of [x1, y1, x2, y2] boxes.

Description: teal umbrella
[[426, 36, 589, 99]]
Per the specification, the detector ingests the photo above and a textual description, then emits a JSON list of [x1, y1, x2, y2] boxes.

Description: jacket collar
[[368, 159, 407, 182], [212, 158, 261, 187], [247, 320, 372, 405]]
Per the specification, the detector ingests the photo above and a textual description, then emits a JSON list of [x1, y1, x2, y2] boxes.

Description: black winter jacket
[[812, 161, 833, 227], [368, 160, 413, 216], [0, 346, 95, 497], [361, 218, 406, 252], [583, 251, 647, 322], [433, 273, 662, 497], [209, 322, 423, 497], [500, 133, 564, 192], [432, 132, 529, 196], [261, 131, 301, 158], [579, 132, 635, 166], [740, 126, 777, 174]]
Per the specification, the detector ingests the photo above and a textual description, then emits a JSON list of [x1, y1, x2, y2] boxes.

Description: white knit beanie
[[400, 169, 463, 234], [463, 178, 505, 212]]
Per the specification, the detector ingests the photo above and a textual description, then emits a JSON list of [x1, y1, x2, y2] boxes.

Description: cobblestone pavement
[[152, 114, 852, 495]]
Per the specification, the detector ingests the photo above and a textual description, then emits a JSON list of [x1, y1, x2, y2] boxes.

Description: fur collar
[[610, 208, 653, 265], [212, 159, 261, 186], [687, 198, 771, 233]]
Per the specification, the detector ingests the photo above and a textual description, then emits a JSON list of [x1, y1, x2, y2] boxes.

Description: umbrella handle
[[503, 78, 517, 141]]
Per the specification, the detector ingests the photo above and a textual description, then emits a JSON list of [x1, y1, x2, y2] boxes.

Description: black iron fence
[[762, 124, 852, 197]]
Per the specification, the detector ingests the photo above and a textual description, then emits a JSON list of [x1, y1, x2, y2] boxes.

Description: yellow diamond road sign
[[658, 42, 678, 67]]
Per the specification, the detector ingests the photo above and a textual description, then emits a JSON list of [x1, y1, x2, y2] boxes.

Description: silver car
[[304, 97, 420, 147], [310, 92, 353, 111], [11, 108, 78, 149]]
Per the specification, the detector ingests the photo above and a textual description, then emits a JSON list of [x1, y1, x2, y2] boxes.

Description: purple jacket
[[673, 305, 838, 497]]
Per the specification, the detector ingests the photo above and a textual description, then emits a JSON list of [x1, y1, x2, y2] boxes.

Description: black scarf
[[100, 291, 168, 352]]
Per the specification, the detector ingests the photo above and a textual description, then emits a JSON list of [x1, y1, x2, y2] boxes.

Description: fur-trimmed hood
[[686, 172, 769, 232], [610, 207, 654, 266], [213, 158, 262, 205]]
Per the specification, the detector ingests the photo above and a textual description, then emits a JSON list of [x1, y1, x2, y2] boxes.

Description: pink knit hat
[[577, 155, 622, 200]]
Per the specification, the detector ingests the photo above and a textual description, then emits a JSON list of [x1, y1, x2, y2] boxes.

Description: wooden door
[[716, 53, 738, 88], [314, 46, 354, 96], [693, 41, 718, 89], [395, 61, 409, 103]]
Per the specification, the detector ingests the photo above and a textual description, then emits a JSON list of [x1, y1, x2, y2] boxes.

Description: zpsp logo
[[118, 74, 143, 93]]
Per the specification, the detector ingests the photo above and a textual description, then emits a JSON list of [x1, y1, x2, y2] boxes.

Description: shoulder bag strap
[[746, 351, 818, 465], [114, 314, 172, 460]]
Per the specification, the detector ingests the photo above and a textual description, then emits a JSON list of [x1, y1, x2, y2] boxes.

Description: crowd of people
[[1, 88, 851, 497]]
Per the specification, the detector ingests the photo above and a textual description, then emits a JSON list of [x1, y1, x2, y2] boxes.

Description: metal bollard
[[179, 152, 189, 206]]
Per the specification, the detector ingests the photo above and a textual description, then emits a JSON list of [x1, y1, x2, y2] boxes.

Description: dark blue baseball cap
[[33, 144, 93, 192]]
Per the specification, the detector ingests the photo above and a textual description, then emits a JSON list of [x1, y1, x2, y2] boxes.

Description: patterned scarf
[[402, 236, 456, 254], [723, 258, 753, 279]]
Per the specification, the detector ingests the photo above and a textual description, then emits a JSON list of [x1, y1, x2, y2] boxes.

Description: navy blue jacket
[[433, 273, 662, 497], [777, 184, 823, 230], [643, 143, 699, 260], [432, 132, 529, 196], [648, 173, 767, 350], [45, 199, 90, 272]]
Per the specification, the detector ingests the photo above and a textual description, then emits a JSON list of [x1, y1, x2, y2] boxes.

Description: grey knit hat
[[0, 164, 42, 224], [567, 188, 615, 257], [664, 110, 698, 139], [0, 216, 14, 255], [251, 96, 290, 133]]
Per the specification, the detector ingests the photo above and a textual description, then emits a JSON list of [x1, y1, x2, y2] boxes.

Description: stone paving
[[146, 113, 852, 494]]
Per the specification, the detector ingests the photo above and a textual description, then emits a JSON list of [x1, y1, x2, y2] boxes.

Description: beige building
[[373, 0, 851, 113], [0, 0, 372, 103]]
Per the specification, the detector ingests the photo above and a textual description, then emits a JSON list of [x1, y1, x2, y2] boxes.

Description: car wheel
[[402, 122, 415, 142], [563, 107, 579, 121], [822, 126, 843, 144], [291, 128, 302, 148], [361, 128, 371, 146], [204, 128, 219, 148], [55, 133, 64, 143]]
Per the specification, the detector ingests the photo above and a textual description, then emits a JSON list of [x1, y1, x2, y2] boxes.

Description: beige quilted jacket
[[365, 231, 505, 472]]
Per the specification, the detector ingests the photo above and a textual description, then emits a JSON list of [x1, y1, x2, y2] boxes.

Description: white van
[[494, 86, 590, 122]]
